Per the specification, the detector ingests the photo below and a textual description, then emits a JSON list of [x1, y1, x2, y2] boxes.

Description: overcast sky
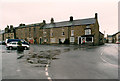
[[0, 0, 119, 36]]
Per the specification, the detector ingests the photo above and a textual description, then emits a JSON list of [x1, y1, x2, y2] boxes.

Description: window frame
[[62, 32, 65, 36], [71, 30, 74, 36], [85, 28, 91, 35], [50, 29, 53, 37], [70, 37, 75, 42]]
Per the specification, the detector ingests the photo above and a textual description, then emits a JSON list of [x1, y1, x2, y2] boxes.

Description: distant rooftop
[[107, 35, 112, 37]]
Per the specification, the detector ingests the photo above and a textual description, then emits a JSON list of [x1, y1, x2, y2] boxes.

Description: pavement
[[1, 44, 119, 80]]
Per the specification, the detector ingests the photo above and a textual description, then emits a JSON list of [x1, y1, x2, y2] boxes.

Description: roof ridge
[[45, 17, 95, 24]]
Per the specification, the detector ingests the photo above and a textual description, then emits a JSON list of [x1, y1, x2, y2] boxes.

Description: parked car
[[6, 41, 30, 50]]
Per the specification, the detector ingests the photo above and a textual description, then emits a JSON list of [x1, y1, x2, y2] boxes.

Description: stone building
[[99, 32, 104, 45], [106, 35, 113, 43], [15, 23, 45, 44], [112, 31, 120, 43], [3, 25, 15, 41], [39, 13, 104, 45], [14, 13, 104, 45], [0, 30, 4, 41]]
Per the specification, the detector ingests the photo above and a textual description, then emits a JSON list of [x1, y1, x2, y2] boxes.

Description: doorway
[[78, 36, 81, 44], [39, 38, 42, 44]]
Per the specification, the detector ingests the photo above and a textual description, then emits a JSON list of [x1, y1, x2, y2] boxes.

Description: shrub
[[18, 41, 22, 46], [64, 39, 70, 44]]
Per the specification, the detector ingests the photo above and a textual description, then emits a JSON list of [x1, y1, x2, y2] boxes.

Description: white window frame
[[71, 30, 74, 36], [50, 29, 53, 37], [62, 32, 65, 36], [51, 32, 53, 37], [85, 29, 91, 35], [70, 37, 74, 42], [44, 39, 47, 42], [43, 31, 47, 37], [50, 38, 55, 43]]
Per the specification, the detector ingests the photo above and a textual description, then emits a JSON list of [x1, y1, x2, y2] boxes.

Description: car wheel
[[24, 47, 28, 50], [9, 47, 13, 50]]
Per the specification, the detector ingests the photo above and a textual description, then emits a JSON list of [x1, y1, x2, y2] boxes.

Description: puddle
[[63, 48, 71, 52], [73, 47, 79, 50]]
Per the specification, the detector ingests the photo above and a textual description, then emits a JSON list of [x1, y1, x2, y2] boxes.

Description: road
[[48, 44, 118, 79], [1, 44, 118, 80]]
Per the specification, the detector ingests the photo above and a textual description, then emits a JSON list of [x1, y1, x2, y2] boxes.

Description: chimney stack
[[43, 20, 46, 24], [95, 13, 98, 19], [10, 25, 13, 29], [7, 25, 9, 29], [70, 16, 73, 21], [51, 18, 54, 24], [19, 23, 25, 26]]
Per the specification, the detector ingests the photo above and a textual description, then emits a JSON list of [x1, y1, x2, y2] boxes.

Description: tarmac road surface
[[1, 44, 118, 80]]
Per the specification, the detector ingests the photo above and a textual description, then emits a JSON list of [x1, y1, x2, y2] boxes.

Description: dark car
[[0, 41, 6, 45]]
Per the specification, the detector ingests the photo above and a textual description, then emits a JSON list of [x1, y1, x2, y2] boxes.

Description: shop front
[[78, 35, 94, 45]]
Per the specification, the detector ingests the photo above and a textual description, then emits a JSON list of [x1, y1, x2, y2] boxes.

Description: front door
[[79, 37, 81, 44], [39, 38, 42, 44]]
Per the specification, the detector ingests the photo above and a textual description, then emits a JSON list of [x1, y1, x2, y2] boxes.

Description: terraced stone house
[[111, 31, 120, 43], [38, 13, 104, 45], [3, 25, 15, 40], [5, 13, 104, 45]]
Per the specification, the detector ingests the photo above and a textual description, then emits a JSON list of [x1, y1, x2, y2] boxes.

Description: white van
[[6, 39, 30, 50]]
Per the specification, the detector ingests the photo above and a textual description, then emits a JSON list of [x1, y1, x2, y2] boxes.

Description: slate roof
[[112, 31, 120, 36], [15, 18, 96, 29], [43, 18, 96, 29], [14, 23, 43, 29]]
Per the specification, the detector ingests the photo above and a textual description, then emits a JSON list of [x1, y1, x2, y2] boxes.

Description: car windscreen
[[22, 42, 29, 45], [12, 43, 16, 45], [7, 39, 21, 43]]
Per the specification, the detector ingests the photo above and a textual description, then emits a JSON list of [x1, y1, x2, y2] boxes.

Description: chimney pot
[[43, 20, 46, 24], [70, 16, 73, 21], [95, 13, 98, 19], [51, 18, 54, 24]]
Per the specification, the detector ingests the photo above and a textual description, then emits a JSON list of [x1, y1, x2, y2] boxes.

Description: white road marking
[[16, 69, 21, 72], [45, 72, 49, 76], [45, 64, 52, 81], [47, 77, 52, 81], [100, 52, 118, 68], [46, 64, 49, 67], [45, 67, 48, 71]]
